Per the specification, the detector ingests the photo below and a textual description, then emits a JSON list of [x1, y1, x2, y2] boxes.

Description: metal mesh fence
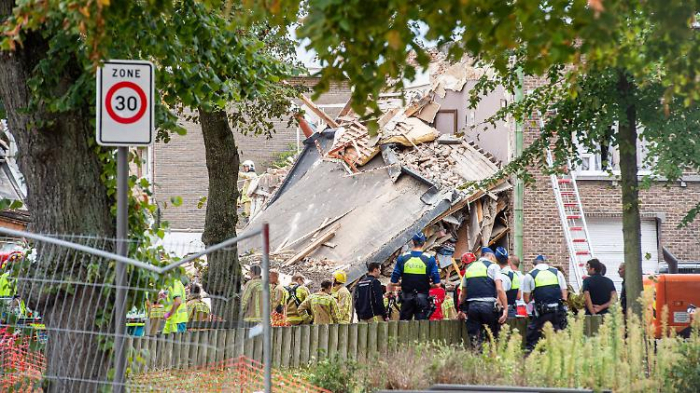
[[0, 226, 325, 392]]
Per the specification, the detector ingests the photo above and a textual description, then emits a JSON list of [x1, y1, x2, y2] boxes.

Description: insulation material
[[381, 118, 439, 147], [479, 199, 498, 246]]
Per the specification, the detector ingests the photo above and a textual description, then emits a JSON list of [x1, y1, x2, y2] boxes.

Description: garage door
[[584, 217, 660, 292]]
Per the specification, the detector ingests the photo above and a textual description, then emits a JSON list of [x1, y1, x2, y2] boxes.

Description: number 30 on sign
[[96, 60, 155, 146]]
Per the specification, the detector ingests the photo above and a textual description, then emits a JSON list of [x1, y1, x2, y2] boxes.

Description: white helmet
[[242, 160, 255, 171]]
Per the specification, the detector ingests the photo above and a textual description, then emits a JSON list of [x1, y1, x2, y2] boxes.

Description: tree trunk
[[616, 71, 643, 317], [0, 2, 115, 390], [199, 107, 241, 326]]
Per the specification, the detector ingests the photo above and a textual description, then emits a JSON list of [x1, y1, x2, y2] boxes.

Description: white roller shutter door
[[583, 217, 660, 292]]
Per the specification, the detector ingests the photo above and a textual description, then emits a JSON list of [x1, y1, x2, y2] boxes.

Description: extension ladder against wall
[[546, 150, 595, 291]]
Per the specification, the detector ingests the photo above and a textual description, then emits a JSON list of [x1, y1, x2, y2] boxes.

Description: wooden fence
[[126, 316, 603, 372]]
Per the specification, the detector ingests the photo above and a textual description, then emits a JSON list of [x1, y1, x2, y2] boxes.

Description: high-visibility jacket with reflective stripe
[[463, 259, 496, 300], [285, 285, 310, 324], [503, 268, 520, 306], [298, 292, 340, 325], [332, 286, 352, 324], [529, 267, 562, 304]]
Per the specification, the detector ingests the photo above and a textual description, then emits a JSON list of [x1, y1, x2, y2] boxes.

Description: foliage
[[306, 356, 358, 393], [268, 143, 300, 169], [669, 326, 700, 393]]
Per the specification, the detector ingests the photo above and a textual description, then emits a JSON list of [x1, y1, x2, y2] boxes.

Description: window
[[573, 125, 654, 177]]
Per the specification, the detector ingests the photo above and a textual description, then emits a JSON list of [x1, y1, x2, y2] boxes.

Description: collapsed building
[[238, 60, 512, 288]]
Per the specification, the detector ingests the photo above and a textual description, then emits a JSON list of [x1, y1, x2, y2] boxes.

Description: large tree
[[0, 0, 298, 388], [256, 0, 700, 317]]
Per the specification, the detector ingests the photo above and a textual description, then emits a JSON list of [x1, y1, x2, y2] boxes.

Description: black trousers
[[525, 309, 567, 352], [399, 292, 430, 320], [465, 301, 500, 348]]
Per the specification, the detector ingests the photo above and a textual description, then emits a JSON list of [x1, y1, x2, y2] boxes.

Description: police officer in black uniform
[[521, 255, 568, 352], [458, 247, 508, 347], [389, 233, 441, 320]]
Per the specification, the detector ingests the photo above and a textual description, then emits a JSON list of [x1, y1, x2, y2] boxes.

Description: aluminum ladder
[[546, 150, 595, 291]]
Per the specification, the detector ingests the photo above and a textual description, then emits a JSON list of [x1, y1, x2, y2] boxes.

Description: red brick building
[[518, 77, 700, 289]]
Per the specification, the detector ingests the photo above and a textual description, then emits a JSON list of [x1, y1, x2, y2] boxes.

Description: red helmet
[[461, 252, 477, 265]]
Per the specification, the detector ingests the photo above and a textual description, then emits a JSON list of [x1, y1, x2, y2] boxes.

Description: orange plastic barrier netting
[[0, 330, 46, 392], [130, 356, 330, 392]]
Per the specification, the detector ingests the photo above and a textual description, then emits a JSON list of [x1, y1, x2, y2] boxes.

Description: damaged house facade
[[238, 60, 514, 287], [239, 56, 700, 291]]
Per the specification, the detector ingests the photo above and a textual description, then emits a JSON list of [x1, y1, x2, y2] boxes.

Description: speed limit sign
[[96, 60, 154, 146]]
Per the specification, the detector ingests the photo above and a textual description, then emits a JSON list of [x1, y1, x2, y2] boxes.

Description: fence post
[[114, 146, 129, 393], [337, 323, 349, 361], [261, 222, 272, 393]]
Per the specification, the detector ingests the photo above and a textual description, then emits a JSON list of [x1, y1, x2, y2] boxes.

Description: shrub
[[306, 356, 358, 393]]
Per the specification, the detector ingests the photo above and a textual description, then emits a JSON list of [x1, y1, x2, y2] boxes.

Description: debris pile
[[239, 56, 512, 288]]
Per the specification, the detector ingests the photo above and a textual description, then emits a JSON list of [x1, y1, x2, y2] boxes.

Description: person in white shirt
[[520, 255, 568, 352]]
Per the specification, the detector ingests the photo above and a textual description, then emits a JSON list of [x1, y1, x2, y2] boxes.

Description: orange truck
[[648, 274, 700, 337]]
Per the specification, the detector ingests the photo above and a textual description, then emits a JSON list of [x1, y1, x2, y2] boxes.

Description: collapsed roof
[[238, 59, 511, 286]]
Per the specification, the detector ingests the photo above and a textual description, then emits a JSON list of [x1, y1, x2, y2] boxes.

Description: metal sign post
[[96, 59, 155, 392], [261, 223, 271, 393]]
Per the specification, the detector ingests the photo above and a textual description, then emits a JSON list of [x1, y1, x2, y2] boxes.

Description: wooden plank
[[207, 330, 218, 365], [429, 320, 439, 344], [177, 333, 189, 369], [366, 322, 378, 360], [357, 323, 368, 363], [225, 329, 237, 360], [337, 323, 349, 361], [377, 322, 389, 355], [156, 337, 167, 369], [309, 324, 320, 365], [244, 329, 254, 359], [170, 333, 181, 370], [254, 331, 264, 362], [347, 323, 359, 361], [272, 327, 283, 367], [281, 325, 293, 368], [216, 330, 227, 364], [397, 320, 409, 347], [292, 325, 302, 368], [419, 320, 430, 342], [299, 93, 340, 128], [409, 320, 420, 343], [131, 337, 143, 374], [328, 324, 339, 360], [164, 335, 175, 369], [197, 330, 208, 367], [300, 325, 311, 366], [318, 324, 330, 361], [387, 321, 399, 352], [185, 332, 196, 368], [234, 328, 246, 358], [284, 224, 340, 267]]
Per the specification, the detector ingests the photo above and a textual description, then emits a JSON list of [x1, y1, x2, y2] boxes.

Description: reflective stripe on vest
[[505, 271, 519, 306], [463, 260, 496, 300], [403, 257, 427, 275], [534, 268, 559, 288], [529, 267, 562, 304]]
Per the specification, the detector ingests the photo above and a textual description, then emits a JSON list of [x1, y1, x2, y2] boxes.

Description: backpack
[[285, 284, 302, 307]]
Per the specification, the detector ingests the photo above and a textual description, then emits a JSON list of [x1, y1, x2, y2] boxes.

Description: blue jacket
[[391, 251, 441, 293]]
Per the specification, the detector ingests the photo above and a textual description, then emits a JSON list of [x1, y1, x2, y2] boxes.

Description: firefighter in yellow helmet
[[332, 270, 352, 324]]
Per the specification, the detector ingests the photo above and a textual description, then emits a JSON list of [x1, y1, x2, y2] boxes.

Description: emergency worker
[[162, 277, 189, 334], [521, 255, 568, 352], [238, 160, 257, 218], [389, 233, 441, 320], [298, 280, 340, 325], [496, 247, 521, 318], [186, 284, 211, 322], [285, 273, 311, 325], [332, 270, 352, 324], [458, 247, 508, 347], [354, 263, 387, 322]]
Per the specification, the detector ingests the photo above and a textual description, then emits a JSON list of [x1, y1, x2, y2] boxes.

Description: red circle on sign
[[105, 81, 147, 124]]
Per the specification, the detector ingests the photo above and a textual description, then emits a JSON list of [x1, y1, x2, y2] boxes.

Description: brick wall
[[153, 77, 352, 231], [517, 76, 700, 273]]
